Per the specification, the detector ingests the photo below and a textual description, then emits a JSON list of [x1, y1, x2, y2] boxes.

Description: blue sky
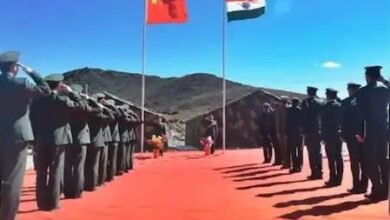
[[0, 0, 389, 97]]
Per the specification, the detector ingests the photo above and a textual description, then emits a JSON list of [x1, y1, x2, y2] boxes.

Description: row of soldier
[[30, 74, 142, 211], [0, 51, 142, 220], [259, 65, 389, 202]]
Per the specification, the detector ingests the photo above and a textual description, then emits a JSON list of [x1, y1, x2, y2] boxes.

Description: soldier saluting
[[84, 95, 106, 191], [0, 51, 50, 220], [30, 74, 84, 211], [355, 66, 389, 201], [105, 99, 121, 182], [64, 84, 92, 199]]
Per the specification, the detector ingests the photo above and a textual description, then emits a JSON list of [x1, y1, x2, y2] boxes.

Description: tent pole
[[222, 0, 227, 153], [141, 0, 148, 154]]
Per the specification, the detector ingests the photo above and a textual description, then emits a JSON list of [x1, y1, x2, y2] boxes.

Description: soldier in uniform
[[258, 103, 273, 164], [116, 105, 131, 175], [127, 109, 141, 171], [321, 88, 343, 187], [64, 84, 91, 199], [301, 86, 323, 180], [106, 99, 121, 181], [286, 97, 303, 173], [275, 97, 289, 169], [84, 97, 105, 191], [30, 74, 82, 211], [258, 103, 281, 164], [356, 66, 389, 201], [342, 82, 368, 194], [98, 94, 115, 185], [0, 51, 50, 220]]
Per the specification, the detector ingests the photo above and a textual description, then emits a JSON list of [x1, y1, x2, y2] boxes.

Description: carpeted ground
[[18, 149, 388, 220]]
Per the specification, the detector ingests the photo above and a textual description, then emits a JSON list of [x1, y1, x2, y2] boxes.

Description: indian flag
[[227, 0, 266, 22]]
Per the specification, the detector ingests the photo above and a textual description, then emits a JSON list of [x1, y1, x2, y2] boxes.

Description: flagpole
[[141, 0, 148, 154], [222, 0, 227, 153]]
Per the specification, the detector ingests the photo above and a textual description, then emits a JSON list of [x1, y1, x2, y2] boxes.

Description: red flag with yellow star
[[147, 0, 188, 24]]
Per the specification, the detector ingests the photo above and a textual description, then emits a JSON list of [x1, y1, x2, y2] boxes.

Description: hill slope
[[64, 67, 304, 121]]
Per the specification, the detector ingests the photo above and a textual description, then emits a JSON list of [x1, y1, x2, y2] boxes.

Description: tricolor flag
[[227, 0, 266, 22], [147, 0, 188, 24]]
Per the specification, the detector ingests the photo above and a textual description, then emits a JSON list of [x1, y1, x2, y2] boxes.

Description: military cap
[[364, 65, 382, 78], [263, 102, 271, 107], [280, 96, 289, 101], [291, 97, 300, 102], [307, 86, 318, 92], [69, 84, 83, 93], [291, 97, 300, 105], [106, 99, 115, 106], [0, 51, 20, 63], [45, 74, 64, 82], [118, 104, 129, 110], [347, 82, 361, 89], [93, 93, 106, 99], [326, 88, 338, 98]]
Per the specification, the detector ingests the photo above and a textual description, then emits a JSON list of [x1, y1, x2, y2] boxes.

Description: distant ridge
[[64, 67, 305, 121]]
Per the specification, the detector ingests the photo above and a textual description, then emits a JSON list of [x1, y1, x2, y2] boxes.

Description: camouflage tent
[[185, 89, 286, 149]]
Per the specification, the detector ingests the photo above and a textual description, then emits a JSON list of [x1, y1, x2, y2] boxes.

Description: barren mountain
[[63, 67, 304, 121]]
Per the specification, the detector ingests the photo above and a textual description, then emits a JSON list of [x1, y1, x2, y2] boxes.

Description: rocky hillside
[[63, 67, 305, 121]]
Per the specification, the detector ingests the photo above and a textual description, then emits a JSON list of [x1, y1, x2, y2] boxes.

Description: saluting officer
[[84, 96, 105, 191], [321, 88, 343, 187], [0, 51, 50, 220], [117, 105, 131, 175], [64, 84, 91, 199], [127, 108, 141, 171], [301, 86, 323, 180], [342, 82, 368, 194], [105, 99, 121, 181], [30, 74, 82, 211], [97, 94, 115, 185], [356, 66, 389, 201]]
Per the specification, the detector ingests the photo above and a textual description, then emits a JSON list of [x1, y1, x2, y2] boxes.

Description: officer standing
[[301, 86, 323, 180], [84, 97, 105, 191], [31, 74, 81, 211], [0, 51, 50, 220], [106, 99, 121, 181], [64, 84, 91, 199], [275, 97, 289, 169], [342, 82, 368, 194], [258, 103, 274, 164], [286, 97, 303, 173], [321, 88, 343, 187], [356, 66, 389, 201]]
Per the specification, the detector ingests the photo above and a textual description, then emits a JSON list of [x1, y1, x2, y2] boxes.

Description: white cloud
[[322, 61, 342, 69]]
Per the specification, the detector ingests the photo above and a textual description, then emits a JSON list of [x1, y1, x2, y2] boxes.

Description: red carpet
[[18, 149, 388, 220]]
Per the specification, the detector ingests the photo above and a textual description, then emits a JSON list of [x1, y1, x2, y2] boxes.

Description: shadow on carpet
[[278, 199, 377, 219]]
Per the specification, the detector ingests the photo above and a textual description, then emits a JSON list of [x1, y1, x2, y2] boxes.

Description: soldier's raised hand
[[17, 63, 34, 74], [60, 83, 72, 93], [355, 134, 365, 143], [80, 93, 89, 100]]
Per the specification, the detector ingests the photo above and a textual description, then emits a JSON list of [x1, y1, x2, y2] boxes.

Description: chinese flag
[[147, 0, 188, 24]]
